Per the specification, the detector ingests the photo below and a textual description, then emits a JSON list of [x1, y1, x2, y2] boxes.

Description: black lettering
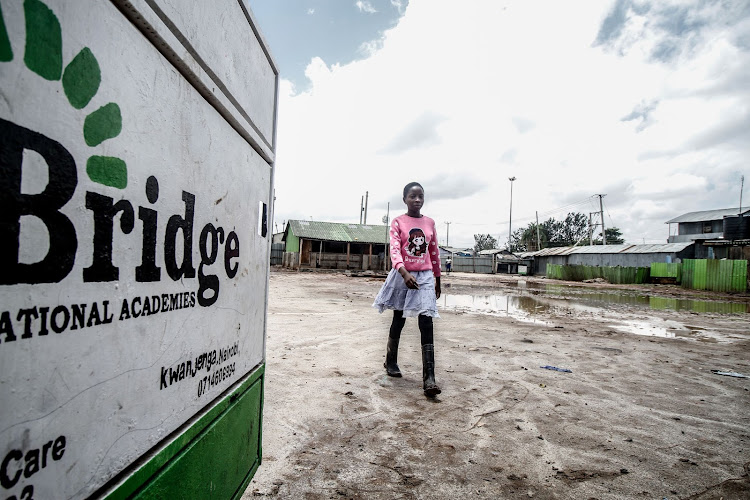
[[169, 367, 179, 385], [51, 436, 65, 461], [178, 362, 185, 380], [150, 295, 160, 315], [70, 303, 86, 330], [16, 307, 38, 339], [224, 230, 239, 278], [38, 306, 49, 335], [0, 448, 22, 489], [189, 291, 196, 307], [20, 484, 34, 500], [164, 191, 196, 281], [0, 311, 16, 343], [160, 367, 168, 389], [131, 297, 142, 318], [135, 176, 161, 282], [41, 440, 52, 468], [141, 296, 151, 316], [23, 449, 39, 478], [0, 119, 77, 284], [83, 191, 134, 282], [198, 224, 222, 307], [51, 305, 70, 333], [101, 300, 114, 324], [169, 293, 179, 311], [119, 298, 131, 320], [161, 293, 169, 312], [86, 302, 102, 327]]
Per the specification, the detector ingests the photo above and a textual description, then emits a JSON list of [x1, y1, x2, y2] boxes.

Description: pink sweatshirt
[[390, 214, 441, 277]]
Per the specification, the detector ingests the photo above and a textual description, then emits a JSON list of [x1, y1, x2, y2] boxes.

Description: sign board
[[0, 0, 276, 498]]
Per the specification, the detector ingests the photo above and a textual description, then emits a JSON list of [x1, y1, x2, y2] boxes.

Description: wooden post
[[298, 238, 303, 272], [347, 243, 350, 269], [318, 240, 322, 268], [368, 244, 372, 271]]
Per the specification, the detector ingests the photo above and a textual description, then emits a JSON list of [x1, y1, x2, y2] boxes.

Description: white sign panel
[[0, 0, 272, 498]]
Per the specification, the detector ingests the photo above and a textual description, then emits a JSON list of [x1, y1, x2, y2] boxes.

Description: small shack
[[283, 220, 388, 271]]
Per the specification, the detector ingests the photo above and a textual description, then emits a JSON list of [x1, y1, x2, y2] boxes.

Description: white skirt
[[372, 269, 440, 318]]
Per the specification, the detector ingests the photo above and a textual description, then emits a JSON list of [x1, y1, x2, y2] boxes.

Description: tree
[[509, 212, 593, 252], [594, 227, 625, 245], [473, 234, 498, 253], [509, 223, 547, 252]]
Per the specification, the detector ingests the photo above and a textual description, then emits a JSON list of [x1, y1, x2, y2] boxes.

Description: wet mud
[[244, 270, 750, 499]]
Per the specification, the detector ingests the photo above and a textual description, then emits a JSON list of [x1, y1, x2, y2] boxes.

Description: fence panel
[[546, 264, 649, 284], [651, 262, 682, 282], [681, 259, 747, 292], [270, 243, 284, 265], [452, 256, 494, 274]]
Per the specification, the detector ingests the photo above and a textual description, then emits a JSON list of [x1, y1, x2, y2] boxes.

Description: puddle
[[440, 289, 749, 341], [439, 294, 549, 324], [540, 285, 750, 314]]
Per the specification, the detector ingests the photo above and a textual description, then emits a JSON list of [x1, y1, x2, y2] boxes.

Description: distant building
[[666, 208, 750, 243], [282, 220, 388, 271], [439, 246, 473, 257], [519, 243, 695, 276]]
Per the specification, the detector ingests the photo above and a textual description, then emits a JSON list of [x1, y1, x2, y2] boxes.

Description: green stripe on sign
[[103, 364, 265, 500], [87, 156, 127, 189]]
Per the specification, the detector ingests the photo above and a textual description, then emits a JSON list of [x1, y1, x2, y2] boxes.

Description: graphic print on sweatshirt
[[406, 227, 427, 257]]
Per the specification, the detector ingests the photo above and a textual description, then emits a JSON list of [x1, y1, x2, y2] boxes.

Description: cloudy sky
[[249, 0, 750, 249]]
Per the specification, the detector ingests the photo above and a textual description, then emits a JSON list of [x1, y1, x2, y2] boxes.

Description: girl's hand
[[435, 276, 441, 299], [399, 268, 419, 289]]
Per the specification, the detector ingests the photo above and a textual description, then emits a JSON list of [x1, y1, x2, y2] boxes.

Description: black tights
[[389, 310, 434, 345]]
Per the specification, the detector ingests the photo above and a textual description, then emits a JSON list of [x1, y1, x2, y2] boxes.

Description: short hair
[[403, 182, 424, 199]]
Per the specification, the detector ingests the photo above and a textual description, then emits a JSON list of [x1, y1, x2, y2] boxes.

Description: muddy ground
[[242, 269, 750, 500]]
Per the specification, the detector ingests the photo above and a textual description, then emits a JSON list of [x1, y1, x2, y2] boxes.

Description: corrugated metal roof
[[521, 241, 693, 257], [478, 248, 510, 255], [665, 208, 750, 224], [288, 220, 387, 244]]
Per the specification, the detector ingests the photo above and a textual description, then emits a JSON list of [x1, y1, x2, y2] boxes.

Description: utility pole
[[359, 196, 364, 224], [508, 177, 516, 249], [535, 211, 541, 251], [740, 175, 745, 213], [445, 222, 451, 247], [597, 194, 606, 245], [364, 191, 369, 224], [588, 212, 594, 245], [385, 202, 390, 271]]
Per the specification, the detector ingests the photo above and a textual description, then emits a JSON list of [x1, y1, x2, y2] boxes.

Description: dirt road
[[243, 270, 750, 499]]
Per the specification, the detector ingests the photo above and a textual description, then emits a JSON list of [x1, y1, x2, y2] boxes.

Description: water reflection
[[541, 285, 749, 314], [440, 289, 748, 340], [440, 294, 548, 324]]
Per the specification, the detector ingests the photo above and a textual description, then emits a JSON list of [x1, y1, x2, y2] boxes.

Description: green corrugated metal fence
[[650, 262, 682, 282], [681, 259, 747, 292], [546, 264, 650, 284]]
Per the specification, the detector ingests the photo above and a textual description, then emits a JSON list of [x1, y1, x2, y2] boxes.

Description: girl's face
[[413, 235, 425, 246], [404, 186, 424, 214]]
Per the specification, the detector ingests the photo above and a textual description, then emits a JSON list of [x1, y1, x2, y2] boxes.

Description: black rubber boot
[[421, 344, 441, 397], [384, 337, 402, 377]]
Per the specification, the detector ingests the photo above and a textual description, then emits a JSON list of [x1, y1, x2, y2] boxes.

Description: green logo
[[0, 0, 127, 189]]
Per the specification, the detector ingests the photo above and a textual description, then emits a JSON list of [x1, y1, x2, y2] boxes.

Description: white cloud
[[273, 0, 750, 246], [356, 1, 377, 14], [307, 8, 315, 15]]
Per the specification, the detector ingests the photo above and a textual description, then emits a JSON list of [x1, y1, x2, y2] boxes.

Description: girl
[[373, 182, 442, 397]]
